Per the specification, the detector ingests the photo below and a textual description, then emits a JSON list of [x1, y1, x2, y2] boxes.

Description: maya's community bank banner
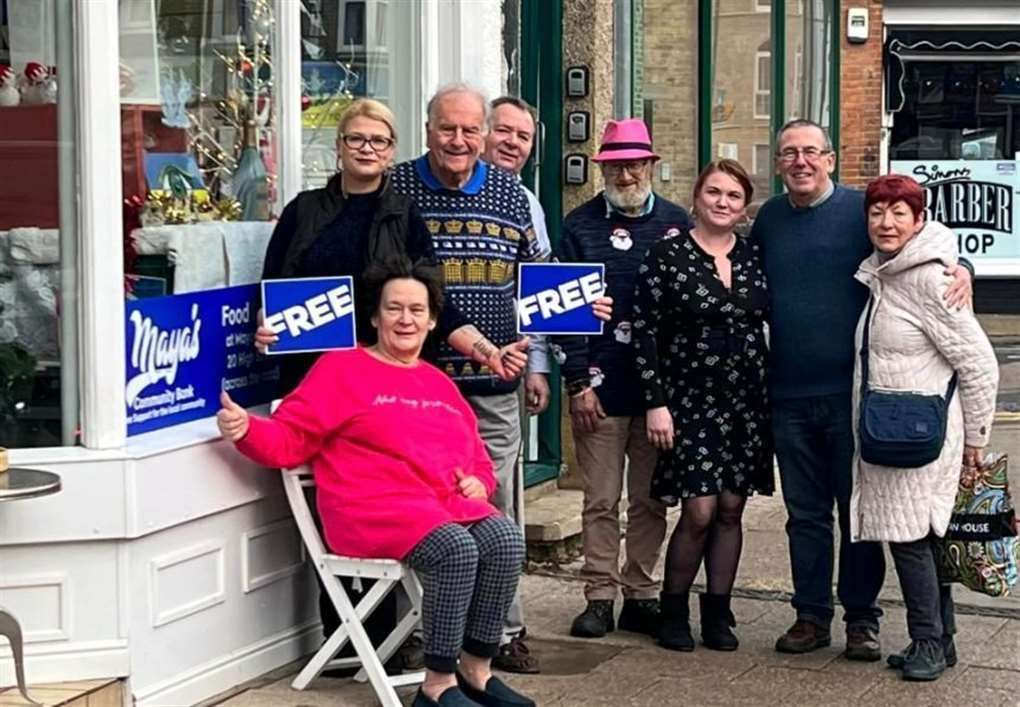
[[890, 160, 1020, 261], [261, 276, 357, 354], [517, 263, 605, 335], [125, 285, 279, 436]]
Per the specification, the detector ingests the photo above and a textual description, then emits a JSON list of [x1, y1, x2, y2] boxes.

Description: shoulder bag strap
[[859, 297, 875, 401]]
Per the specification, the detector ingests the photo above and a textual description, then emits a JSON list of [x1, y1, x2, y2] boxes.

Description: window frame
[[753, 49, 772, 120]]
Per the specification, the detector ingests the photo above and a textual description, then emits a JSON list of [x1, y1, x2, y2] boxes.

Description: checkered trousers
[[406, 515, 524, 673]]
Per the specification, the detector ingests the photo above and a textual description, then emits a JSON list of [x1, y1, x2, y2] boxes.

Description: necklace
[[369, 344, 417, 367]]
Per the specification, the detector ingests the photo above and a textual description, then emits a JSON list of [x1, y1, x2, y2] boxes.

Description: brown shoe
[[845, 624, 881, 662], [491, 630, 541, 674], [775, 619, 832, 654]]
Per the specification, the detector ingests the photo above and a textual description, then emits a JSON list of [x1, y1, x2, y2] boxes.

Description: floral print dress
[[632, 228, 774, 504]]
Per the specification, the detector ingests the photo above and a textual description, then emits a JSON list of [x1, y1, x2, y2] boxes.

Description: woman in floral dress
[[632, 159, 773, 653]]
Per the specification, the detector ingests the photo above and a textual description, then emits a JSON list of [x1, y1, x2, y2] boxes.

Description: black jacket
[[266, 173, 413, 279]]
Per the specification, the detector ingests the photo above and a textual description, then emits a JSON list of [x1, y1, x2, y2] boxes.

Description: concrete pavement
[[209, 491, 1020, 706]]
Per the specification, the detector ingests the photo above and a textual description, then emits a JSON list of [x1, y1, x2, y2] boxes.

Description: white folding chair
[[282, 464, 425, 706]]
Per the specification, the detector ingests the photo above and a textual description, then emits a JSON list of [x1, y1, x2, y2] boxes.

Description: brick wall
[[839, 0, 884, 188]]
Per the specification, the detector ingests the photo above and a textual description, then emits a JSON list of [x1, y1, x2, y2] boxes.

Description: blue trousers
[[772, 393, 885, 629]]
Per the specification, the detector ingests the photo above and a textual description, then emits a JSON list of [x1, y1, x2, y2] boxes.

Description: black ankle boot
[[699, 593, 738, 651], [658, 591, 695, 652]]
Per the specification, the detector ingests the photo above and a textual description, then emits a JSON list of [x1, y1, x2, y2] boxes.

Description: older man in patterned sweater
[[555, 119, 693, 639]]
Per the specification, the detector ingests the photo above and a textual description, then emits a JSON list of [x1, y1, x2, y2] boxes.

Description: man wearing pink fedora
[[553, 119, 692, 639]]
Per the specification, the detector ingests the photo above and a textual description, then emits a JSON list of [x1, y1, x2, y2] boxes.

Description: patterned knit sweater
[[391, 156, 542, 396]]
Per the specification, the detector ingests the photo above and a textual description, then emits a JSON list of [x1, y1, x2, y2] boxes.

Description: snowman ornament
[[0, 65, 19, 107], [20, 62, 51, 105]]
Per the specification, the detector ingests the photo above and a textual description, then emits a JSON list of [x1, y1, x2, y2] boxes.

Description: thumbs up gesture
[[454, 467, 487, 500], [491, 337, 530, 382], [217, 391, 250, 442]]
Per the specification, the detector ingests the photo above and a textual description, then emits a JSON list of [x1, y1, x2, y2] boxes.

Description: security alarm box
[[565, 154, 588, 185], [567, 111, 590, 143], [847, 8, 868, 43], [566, 66, 589, 98]]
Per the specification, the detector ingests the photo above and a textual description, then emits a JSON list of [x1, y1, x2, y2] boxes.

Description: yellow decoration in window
[[425, 220, 441, 234], [444, 220, 464, 234], [503, 227, 521, 241], [466, 220, 483, 234], [485, 222, 502, 237]]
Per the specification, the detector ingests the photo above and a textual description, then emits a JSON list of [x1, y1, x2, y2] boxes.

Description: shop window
[[889, 58, 1020, 162], [119, 0, 279, 300], [785, 0, 834, 133], [300, 0, 422, 189], [0, 0, 78, 447], [634, 0, 699, 207]]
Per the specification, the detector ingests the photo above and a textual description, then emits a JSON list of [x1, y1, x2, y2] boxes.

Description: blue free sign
[[125, 285, 279, 436], [261, 277, 357, 354], [517, 263, 605, 335]]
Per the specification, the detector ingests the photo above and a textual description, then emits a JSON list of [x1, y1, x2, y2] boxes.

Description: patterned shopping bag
[[936, 453, 1019, 597]]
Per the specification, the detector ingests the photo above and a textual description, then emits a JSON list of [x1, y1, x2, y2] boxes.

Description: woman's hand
[[455, 468, 488, 500], [254, 309, 278, 354], [646, 406, 675, 450], [963, 445, 984, 470], [217, 391, 250, 442], [943, 264, 973, 311], [592, 296, 614, 322], [569, 387, 605, 433]]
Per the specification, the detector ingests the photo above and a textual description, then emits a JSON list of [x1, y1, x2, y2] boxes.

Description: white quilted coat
[[850, 221, 999, 544]]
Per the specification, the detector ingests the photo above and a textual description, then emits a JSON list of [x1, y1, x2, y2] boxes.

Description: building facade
[[1, 0, 1016, 703]]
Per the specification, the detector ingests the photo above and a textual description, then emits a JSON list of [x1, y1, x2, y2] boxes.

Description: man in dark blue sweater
[[753, 119, 972, 661], [555, 120, 693, 639]]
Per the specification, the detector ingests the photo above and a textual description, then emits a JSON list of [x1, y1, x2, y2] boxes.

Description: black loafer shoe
[[456, 674, 536, 707], [412, 686, 483, 707]]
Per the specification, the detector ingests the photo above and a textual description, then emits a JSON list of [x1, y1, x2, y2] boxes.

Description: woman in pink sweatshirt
[[218, 257, 534, 707]]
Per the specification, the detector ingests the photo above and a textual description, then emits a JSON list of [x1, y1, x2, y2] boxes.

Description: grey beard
[[605, 182, 652, 211]]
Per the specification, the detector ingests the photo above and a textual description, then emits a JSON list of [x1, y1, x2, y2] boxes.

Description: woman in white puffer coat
[[850, 174, 998, 683]]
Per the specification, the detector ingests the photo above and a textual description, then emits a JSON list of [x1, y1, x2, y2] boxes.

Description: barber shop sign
[[891, 160, 1019, 260]]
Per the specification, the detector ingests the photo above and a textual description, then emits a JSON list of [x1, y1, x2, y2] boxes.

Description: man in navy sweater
[[556, 119, 693, 639], [752, 119, 972, 661]]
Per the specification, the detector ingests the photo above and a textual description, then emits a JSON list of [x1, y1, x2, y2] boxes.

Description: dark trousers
[[772, 393, 885, 629], [889, 534, 956, 641]]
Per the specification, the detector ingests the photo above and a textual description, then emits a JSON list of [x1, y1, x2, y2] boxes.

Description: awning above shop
[[885, 30, 1020, 113]]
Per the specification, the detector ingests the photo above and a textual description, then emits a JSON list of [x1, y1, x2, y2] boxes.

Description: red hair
[[865, 175, 925, 219]]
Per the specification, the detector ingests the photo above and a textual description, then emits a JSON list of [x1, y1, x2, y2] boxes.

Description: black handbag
[[858, 298, 957, 468]]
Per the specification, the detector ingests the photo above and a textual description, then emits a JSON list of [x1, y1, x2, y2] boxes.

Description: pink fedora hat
[[592, 119, 659, 162]]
